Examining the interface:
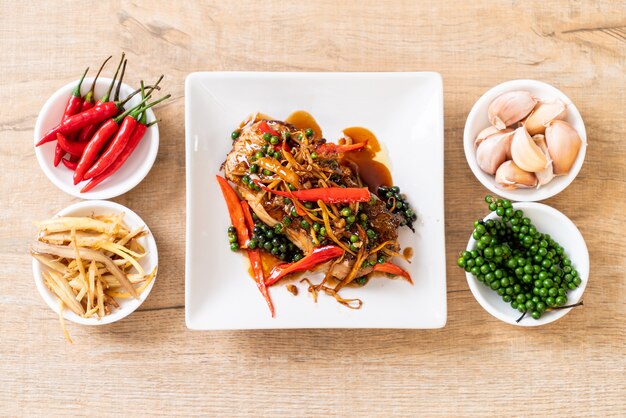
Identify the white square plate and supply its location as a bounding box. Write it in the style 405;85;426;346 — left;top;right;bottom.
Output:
185;72;446;329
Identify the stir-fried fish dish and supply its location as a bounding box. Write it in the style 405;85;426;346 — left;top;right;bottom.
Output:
217;112;416;316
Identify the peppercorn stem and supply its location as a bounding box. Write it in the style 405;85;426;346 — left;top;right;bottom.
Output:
548;300;584;311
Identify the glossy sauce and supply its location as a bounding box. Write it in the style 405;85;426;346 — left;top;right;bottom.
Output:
341;127;393;193
403;247;414;260
285;110;323;139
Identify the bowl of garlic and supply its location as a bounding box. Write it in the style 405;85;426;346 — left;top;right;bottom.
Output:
464;79;587;201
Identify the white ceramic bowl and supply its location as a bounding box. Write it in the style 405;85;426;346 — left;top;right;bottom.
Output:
465;202;588;326
34;77;159;199
31;200;158;325
464;79;587;201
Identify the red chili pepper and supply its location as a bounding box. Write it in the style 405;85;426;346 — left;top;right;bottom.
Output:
372;262;413;284
72;98;147;184
36;101;120;147
60;158;78;170
72;119;119;184
258;120;279;137
317;141;367;154
216;175;249;247
80;80;162;193
37;55;126;147
56;133;87;157
254;180;371;204
80;120;156;193
53;146;65;168
265;245;344;286
53;67;89;166
75;56;112;142
241;200;275;317
83;94;170;180
83;116;137;180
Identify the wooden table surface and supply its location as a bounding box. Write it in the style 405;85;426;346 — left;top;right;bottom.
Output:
1;1;624;416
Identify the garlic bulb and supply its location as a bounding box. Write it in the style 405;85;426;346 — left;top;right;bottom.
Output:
488;91;537;130
532;134;555;187
510;126;548;172
476;131;513;175
495;160;537;189
524;99;567;135
545;120;584;175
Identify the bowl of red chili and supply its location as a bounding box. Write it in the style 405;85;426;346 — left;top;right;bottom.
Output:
34;77;160;199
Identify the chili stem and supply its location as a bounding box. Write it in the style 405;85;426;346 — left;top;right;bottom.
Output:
72;67;89;97
102;52;125;103
132;94;171;118
114;59;127;102
113;97;150;124
118;85;159;107
85;55;112;102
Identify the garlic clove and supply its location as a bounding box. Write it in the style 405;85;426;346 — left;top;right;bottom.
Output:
524;99;567;135
476;131;513;175
511;126;548;172
475;126;501;147
532;134;555;187
545;120;584;175
488;91;537;130
495;160;537;189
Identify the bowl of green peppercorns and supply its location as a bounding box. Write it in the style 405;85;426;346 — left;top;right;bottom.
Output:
459;197;589;326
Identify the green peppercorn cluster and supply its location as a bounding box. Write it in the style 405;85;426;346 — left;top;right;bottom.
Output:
226;226;239;251
377;185;416;228
249;219;303;262
226;218;304;262
458;196;581;320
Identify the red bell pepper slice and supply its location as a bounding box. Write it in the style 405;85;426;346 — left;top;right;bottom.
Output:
254;180;370;204
258;120;279;137
265;245;344;286
317;141;367;154
241;200;275;317
372;262;413;284
216;175;249;247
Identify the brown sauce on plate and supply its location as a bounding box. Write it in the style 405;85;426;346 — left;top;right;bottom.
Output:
285;110;323;139
403;247;414;260
341;127;393;193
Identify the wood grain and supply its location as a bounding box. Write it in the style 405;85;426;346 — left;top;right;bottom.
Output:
0;0;624;416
